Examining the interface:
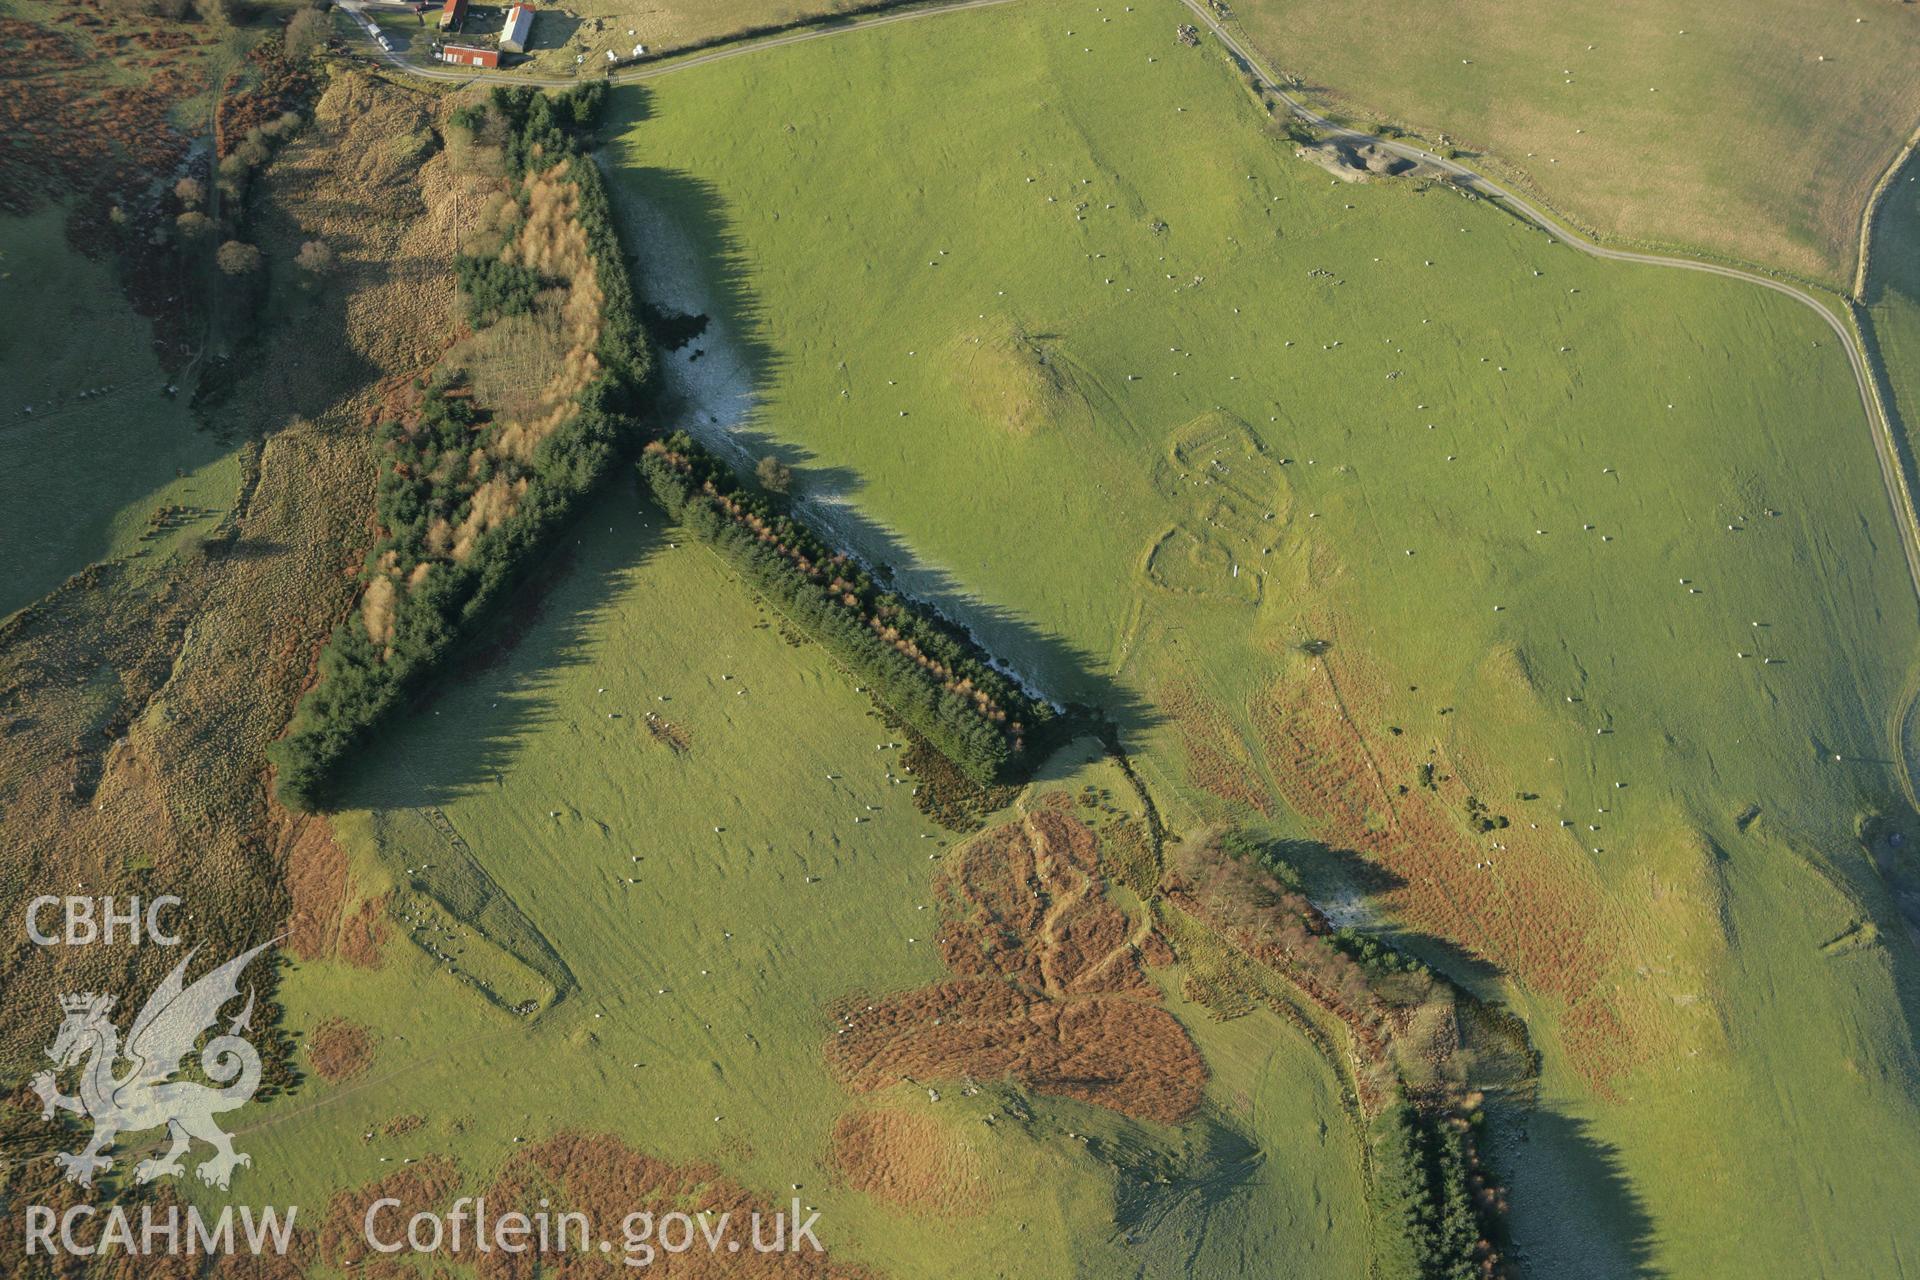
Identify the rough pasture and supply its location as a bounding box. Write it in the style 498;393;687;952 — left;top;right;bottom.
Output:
1251;656;1640;1092
827;803;1206;1125
606;0;1920;1270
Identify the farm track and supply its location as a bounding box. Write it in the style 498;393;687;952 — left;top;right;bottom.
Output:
1175;0;1920;617
338;0;1022;87
341;0;1920;612
337;0;1920;705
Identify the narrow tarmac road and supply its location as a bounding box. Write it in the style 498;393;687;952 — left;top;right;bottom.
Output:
1175;0;1920;610
337;0;1920;608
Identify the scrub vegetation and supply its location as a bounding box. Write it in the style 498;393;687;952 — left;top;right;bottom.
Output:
602;0;1920;1272
270;85;652;812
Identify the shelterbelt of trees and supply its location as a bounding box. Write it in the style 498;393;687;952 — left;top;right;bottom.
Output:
640;432;1055;784
272;85;647;812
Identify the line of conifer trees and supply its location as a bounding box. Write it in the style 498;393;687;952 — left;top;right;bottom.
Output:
271;85;648;812
1367;1098;1487;1280
638;431;1055;784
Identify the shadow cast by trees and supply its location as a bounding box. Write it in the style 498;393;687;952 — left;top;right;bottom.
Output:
596;148;1158;732
1279;834;1509;991
336;483;667;811
1508;1109;1664;1279
336;118;1151;810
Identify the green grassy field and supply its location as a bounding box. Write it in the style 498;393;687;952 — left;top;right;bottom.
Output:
1867;154;1920;560
1865;153;1920;906
1226;0;1920;284
601;0;1920;1272
0;208;239;617
236;488;1366;1277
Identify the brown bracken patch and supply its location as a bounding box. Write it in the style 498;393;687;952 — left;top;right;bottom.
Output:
831;1108;984;1217
319;1157;461;1273
0;6;208;216
281;812;389;968
307;1017;375;1083
382;1113;425;1138
1251;649;1638;1093
826;803;1206;1125
337;894;392;969
282;814;347;961
1160;678;1273;816
936;807;1156;998
828;979;1204;1125
1139;928;1176;968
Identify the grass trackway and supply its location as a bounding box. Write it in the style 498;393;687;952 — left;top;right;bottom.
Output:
277;15;1920;1271
1175;0;1920;615
338;0;1920;618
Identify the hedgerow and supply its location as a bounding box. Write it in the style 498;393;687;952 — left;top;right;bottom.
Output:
638;432;1055;784
270;85;650;812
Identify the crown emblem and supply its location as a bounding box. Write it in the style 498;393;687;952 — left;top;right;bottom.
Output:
37;941;277;1193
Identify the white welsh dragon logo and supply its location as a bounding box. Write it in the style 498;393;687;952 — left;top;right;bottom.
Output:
31;940;276;1191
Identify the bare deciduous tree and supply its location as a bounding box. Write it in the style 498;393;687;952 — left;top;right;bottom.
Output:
216;240;263;276
755;455;794;495
294;240;335;276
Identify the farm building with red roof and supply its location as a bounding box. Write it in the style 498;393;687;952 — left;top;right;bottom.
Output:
440;42;497;66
